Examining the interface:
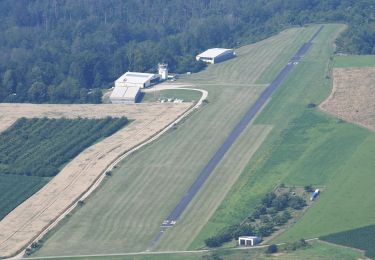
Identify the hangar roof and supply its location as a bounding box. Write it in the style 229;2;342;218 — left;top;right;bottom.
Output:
197;48;233;58
110;86;140;100
115;72;158;84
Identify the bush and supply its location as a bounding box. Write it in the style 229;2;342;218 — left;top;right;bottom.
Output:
266;244;278;254
288;196;306;210
304;185;314;192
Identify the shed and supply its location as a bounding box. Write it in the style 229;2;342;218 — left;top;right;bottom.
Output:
115;72;160;88
238;236;261;246
109;86;141;104
196;48;235;64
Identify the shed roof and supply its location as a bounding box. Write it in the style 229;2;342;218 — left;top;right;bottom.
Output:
197;48;233;58
110;86;140;99
115;72;157;85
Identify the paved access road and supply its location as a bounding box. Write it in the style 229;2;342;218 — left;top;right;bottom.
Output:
148;25;324;250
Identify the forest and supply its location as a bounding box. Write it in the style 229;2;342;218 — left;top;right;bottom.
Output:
0;0;374;103
0;117;128;177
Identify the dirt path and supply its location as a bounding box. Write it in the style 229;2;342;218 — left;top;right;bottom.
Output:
320;68;375;132
0;102;192;258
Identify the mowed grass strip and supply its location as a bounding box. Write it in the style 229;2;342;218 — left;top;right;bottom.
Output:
334;55;375;68
0;117;128;220
29;240;363;260
189;24;350;248
141;89;202;103
156;125;273;251
33;26;317;256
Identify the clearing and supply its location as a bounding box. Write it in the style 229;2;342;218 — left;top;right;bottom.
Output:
0;102;191;258
33;25;321;256
320;67;375;132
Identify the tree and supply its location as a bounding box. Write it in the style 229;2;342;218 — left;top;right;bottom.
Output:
2;70;16;96
288;196;306;210
262;192;276;207
266;244;278;254
27;82;48;103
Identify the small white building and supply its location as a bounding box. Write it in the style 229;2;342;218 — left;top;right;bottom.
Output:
109;86;140;104
115;72;160;89
196;48;235;64
238;236;261;246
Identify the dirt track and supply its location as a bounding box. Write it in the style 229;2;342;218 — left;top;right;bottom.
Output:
0;102;191;258
320;68;375;132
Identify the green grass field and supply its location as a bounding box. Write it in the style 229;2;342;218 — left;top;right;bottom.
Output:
334;55;375;68
140;89;202;103
33;26;320;257
320;225;375;259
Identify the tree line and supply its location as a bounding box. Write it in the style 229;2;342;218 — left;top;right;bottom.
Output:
204;188;307;248
0;117;128;177
0;0;374;103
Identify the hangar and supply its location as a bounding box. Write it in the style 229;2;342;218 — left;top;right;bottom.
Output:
115;72;160;89
196;48;235;64
109;86;140;104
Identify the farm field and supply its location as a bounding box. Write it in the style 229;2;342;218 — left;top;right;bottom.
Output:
0;102;190;258
320;67;375;132
0;174;49;220
32;26;319;257
320;224;375;259
0;117;128;220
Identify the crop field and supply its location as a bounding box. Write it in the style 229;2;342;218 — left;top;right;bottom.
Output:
141;89;202;103
188;23;375;250
320;67;375;132
0;117;127;220
32;26;320;257
0;117;128;177
0;174;48;221
320;225;375;259
334;55;375;68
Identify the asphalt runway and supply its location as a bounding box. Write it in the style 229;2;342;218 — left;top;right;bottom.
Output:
147;25;324;250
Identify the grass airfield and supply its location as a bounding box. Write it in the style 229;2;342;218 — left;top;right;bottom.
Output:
31;24;374;259
32;25;318;256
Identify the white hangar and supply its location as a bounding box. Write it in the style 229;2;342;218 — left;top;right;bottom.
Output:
109;86;140;104
196;48;235;64
115;72;161;89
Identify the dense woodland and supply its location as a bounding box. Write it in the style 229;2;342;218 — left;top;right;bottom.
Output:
0;0;374;103
0;117;128;177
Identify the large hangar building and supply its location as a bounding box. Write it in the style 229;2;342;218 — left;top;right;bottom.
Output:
196;48;235;64
115;72;160;89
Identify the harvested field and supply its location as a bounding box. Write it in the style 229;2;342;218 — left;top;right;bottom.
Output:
0;102;191;258
320;68;375;132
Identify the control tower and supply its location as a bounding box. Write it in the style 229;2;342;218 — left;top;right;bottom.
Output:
158;63;168;80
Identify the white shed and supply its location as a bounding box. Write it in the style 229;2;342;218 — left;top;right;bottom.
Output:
196;48;235;64
115;72;160;89
238;236;261;246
